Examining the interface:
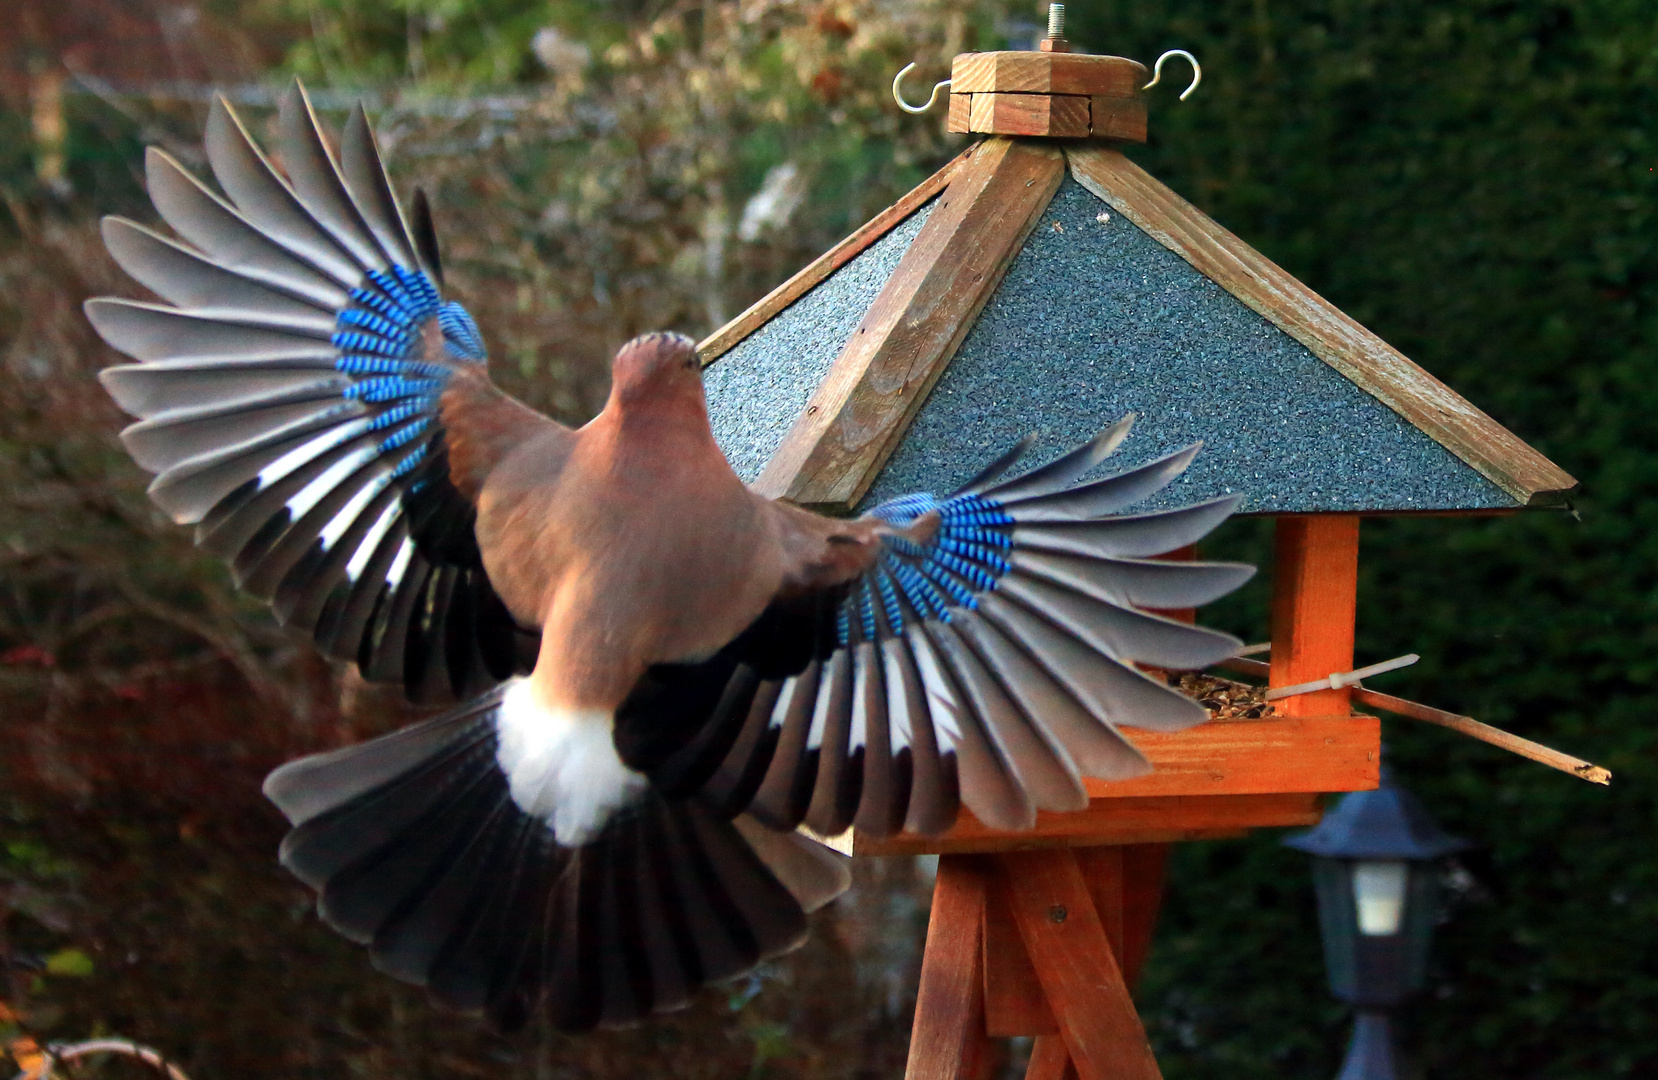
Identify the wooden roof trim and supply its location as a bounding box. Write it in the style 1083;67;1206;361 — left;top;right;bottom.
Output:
753;137;1066;510
697;143;976;365
1066;145;1578;507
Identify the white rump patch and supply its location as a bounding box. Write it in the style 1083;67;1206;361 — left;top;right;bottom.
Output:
494;679;648;846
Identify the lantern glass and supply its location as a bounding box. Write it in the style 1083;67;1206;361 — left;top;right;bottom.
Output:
1353;860;1409;936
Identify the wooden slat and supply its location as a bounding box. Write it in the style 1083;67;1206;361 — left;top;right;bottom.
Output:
1065;146;1578;507
947;92;972;133
951;52;1146;96
983;845;1169;1038
968;93;1090;138
1073;847;1126;959
1270;517;1360;717
1119;844;1170;988
1089;95;1146;142
856;791;1324;856
1001;851;1163;1080
984;875;1056;1036
755;138;1066;510
697;144;974;364
1024;1036;1076;1080
907;855;992;1080
1093;713;1378;797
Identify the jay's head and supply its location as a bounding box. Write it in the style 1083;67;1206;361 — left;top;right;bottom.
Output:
610;332;702;405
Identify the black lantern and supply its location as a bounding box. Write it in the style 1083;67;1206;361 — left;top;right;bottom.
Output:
1283;767;1470;1080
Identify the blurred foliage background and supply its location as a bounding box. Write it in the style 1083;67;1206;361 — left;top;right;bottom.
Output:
0;0;1653;1077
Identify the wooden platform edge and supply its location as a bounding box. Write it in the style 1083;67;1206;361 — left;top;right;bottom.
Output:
857;711;1380;855
855;793;1315;856
1063;144;1578;508
697;144;974;365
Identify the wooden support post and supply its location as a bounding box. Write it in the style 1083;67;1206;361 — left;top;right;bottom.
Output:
1024;1035;1076;1080
1119;843;1170;988
984;875;1055;1036
1270;516;1360;716
1071;847;1125;958
999;850;1163;1080
908;855;993;1080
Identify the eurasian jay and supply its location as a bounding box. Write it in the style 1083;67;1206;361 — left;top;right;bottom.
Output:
84;81;1254;1033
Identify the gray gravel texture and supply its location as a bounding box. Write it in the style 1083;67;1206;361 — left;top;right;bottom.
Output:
705;201;935;482
859;178;1515;514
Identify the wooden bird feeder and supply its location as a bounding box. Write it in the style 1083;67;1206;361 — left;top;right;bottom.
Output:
697;27;1577;1080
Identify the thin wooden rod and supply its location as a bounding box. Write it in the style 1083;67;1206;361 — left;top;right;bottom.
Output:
1219;657;1610;786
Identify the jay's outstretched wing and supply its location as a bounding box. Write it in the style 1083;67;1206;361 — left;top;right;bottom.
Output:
615;416;1252;837
86;83;1257;1037
85;85;556;702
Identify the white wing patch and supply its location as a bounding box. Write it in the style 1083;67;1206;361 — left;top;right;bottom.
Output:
494;678;649;846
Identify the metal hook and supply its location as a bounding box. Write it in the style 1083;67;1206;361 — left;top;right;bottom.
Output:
893;62;952;115
1143;49;1201;101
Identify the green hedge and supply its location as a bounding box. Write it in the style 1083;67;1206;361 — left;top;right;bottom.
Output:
1066;1;1657;1075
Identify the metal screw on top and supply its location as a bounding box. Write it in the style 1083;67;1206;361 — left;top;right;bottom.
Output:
1040;3;1070;53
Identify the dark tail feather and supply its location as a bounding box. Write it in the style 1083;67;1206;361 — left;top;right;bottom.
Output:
265;694;849;1033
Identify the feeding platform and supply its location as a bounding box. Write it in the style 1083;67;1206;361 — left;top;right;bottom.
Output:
698;31;1575;1080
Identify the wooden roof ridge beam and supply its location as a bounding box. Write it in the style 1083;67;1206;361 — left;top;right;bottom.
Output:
698;143;976;365
755;137;1066;509
1065;145;1579;508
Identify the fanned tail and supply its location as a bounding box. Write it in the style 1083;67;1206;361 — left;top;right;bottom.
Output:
265;692;848;1032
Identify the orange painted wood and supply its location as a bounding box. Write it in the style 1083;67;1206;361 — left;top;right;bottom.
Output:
1100;714;1377;796
698;144;973;364
1001;850;1163;1080
947;92;972;133
983;871;1057;1036
951;52;1145;96
1064;146;1578;507
1072;847;1126;958
1024;1036;1076;1080
1270;517;1360;717
1089;95;1147;142
756;138;1065;510
907;855;993;1080
981;845;1165;1037
968;93;1090;138
1119;843;1170;988
856;791;1324;855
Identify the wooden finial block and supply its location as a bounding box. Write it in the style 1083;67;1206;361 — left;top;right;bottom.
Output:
968;92;1090;138
951;51;1146;96
1090;94;1147;142
945;53;1147;141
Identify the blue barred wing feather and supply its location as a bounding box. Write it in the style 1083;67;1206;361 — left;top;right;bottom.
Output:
86;83;537;703
624;417;1256;840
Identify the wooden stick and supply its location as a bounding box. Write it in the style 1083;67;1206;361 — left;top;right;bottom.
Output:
1218;657;1611;785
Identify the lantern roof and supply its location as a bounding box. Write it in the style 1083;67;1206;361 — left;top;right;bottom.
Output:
699;128;1576;517
1283;768;1471;861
